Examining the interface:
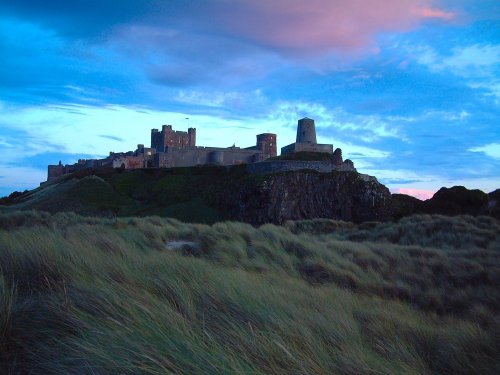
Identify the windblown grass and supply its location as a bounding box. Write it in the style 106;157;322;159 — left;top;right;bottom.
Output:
0;211;498;374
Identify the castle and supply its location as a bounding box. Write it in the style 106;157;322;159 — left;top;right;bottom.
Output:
47;118;354;181
47;124;277;180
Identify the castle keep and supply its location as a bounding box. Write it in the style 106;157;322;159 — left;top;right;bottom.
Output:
47;124;277;181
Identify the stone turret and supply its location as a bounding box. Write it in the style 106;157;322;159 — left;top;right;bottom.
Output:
188;127;196;147
281;117;333;155
151;129;162;152
256;133;277;157
296;118;317;143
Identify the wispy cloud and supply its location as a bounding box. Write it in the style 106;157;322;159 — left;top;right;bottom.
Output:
417;7;455;20
469;143;500;159
99;134;125;142
414;44;500;74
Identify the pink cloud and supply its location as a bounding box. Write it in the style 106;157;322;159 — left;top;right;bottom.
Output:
392;188;435;200
212;0;455;56
418;7;456;20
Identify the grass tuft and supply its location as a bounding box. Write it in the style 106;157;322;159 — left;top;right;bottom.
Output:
0;211;498;373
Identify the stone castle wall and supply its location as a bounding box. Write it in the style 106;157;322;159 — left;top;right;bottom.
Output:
281;142;333;155
247;160;356;174
156;146;266;168
152;128;276;168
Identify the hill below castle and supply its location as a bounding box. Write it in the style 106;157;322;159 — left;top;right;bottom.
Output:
1;165;392;224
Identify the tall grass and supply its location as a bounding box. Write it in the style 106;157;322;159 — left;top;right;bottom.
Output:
0;211;498;374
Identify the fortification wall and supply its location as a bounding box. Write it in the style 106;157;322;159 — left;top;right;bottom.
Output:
247;160;336;174
247;160;356;174
281;142;333;155
112;155;145;169
156;146;266;168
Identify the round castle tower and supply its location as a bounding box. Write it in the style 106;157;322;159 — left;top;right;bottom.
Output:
296;118;317;144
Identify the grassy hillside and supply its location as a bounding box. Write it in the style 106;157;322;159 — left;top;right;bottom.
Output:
0;211;499;374
1;166;255;223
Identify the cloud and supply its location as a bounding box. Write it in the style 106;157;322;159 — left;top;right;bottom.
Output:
1;0;458;95
175;90;268;110
418;7;455;20
411;44;500;103
99;135;125;142
469;143;500;159
416;44;500;74
4;1;455;57
210;0;454;57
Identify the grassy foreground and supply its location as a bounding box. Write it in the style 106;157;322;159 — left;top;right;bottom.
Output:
0;211;499;374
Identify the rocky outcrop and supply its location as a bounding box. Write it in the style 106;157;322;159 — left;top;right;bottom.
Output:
391;185;498;219
427;186;489;215
210;171;392;225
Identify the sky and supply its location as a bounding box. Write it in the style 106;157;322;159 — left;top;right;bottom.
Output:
0;0;499;200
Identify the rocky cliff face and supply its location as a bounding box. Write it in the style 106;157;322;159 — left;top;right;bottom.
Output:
211;171;392;225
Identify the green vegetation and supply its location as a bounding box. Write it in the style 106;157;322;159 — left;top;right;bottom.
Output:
0;211;498;374
1;166;260;223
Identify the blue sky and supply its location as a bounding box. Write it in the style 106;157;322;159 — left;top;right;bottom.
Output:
0;0;499;199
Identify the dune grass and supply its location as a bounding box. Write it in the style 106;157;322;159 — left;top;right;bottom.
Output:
0;211;498;374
